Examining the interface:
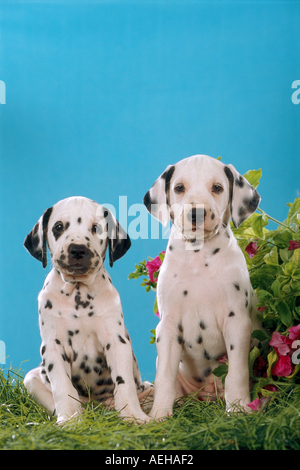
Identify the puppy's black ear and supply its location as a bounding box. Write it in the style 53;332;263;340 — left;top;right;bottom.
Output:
224;164;260;228
24;207;53;268
143;165;176;227
103;208;131;267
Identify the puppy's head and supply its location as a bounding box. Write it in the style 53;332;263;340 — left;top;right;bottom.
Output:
24;197;131;279
143;154;260;240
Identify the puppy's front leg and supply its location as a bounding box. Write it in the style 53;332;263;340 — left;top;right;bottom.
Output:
149;319;182;420
103;331;150;423
44;345;81;424
224;315;252;412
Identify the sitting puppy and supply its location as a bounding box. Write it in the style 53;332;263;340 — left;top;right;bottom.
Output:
143;155;264;419
24;196;153;424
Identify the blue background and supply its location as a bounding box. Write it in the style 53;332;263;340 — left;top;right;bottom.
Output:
0;0;299;381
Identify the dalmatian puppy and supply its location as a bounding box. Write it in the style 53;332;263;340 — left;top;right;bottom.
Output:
143;154;264;420
23;196;153;424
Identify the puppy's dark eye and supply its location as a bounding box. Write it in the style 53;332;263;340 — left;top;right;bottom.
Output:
174;184;185;194
92;223;102;235
212;184;223;194
52;221;64;240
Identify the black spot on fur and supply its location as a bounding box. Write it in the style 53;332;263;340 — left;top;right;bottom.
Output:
196;335;203;344
161;165;176;196
193;376;204;383
204;367;212;377
77;217;82;224
116;376;125;385
106;343;111;350
177;335;183;345
229;311;235;317
212;248;220;255
55;339;61;345
183;290;188;296
230;344;234;350
233;283;240;291
235;175;244;188
178;323;183;333
143;190;154;212
41;345;46;355
45;299;52;309
118;335;126;344
199;321;206;330
88;311;94;317
204;350;210;360
48;363;54;372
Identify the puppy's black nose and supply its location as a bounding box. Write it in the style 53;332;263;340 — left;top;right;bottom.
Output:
68;244;90;260
187;207;206;225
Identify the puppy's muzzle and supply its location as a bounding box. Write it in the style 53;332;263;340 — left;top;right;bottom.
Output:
59;243;95;274
187;207;206;231
67;244;94;273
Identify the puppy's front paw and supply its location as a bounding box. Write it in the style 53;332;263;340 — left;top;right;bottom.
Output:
148;407;173;422
57;407;82;425
119;409;151;425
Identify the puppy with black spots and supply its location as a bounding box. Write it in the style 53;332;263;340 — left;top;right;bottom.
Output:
24;196;153;424
143;154;265;420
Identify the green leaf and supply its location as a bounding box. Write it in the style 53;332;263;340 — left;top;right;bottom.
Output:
251;330;269;342
287;198;300;226
252;214;268;239
276;300;293;327
263;246;279;266
249;346;260;376
149;329;156;344
212;364;228;386
243;168;262;189
153;296;158;315
271;279;281;298
267;349;278;377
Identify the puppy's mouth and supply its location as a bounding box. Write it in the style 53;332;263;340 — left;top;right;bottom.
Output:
54;243;100;277
65;264;91;275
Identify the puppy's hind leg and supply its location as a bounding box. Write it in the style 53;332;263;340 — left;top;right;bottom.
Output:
24;367;55;415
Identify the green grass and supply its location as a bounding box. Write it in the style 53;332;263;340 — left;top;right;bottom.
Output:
1;367;300;450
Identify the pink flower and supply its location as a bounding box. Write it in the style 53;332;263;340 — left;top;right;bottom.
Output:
247;398;261;411
269;332;292;356
146;253;165;282
217;354;228;364
271;355;292;377
155;308;160;319
288;324;300;341
258;306;267;312
288;240;300;251
245;241;258;258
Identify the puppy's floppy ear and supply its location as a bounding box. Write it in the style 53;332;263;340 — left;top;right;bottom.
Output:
103;208;131;267
143;164;176;226
224;164;261;228
24;207;53;268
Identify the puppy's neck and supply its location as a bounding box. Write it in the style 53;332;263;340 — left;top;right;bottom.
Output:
168;223;232;253
56;264;106;295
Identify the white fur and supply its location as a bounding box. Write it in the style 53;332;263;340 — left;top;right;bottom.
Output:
24;197;153;424
144;155;264;419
